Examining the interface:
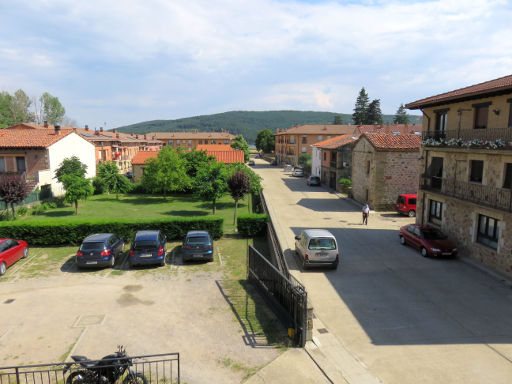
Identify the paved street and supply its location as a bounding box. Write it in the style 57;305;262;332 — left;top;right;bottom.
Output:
253;159;512;384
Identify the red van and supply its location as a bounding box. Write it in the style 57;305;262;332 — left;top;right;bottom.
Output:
396;194;417;217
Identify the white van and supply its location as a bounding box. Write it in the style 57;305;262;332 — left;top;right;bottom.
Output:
294;229;339;269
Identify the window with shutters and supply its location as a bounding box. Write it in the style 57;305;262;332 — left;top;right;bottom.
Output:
473;102;491;129
477;214;499;249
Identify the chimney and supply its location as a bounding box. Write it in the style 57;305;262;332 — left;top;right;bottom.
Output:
95;128;100;136
116;133;120;139
43;120;49;128
100;127;103;132
85;125;89;131
144;134;147;140
276;128;280;133
136;135;139;139
113;129;117;133
131;133;134;136
54;125;61;134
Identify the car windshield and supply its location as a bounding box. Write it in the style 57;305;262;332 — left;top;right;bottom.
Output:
308;238;336;250
422;228;447;240
133;240;158;249
186;236;210;245
80;242;105;251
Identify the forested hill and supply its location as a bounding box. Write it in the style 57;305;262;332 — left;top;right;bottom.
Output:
115;110;422;144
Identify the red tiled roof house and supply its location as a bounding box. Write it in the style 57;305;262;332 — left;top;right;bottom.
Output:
196;145;244;164
0;125;96;197
351;133;421;209
131;151;159;182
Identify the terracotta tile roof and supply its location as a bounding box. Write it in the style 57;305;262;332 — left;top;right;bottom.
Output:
196;144;234;151
361;133;421;152
406;74;512;109
0;127;73;148
357;124;422;135
275;124;360;136
131;151;159;165
150;131;236;140
313;134;361;149
195;145;244;164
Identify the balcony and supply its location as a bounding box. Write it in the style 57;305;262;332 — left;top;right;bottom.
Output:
420;177;512;212
330;161;337;168
422;127;512;149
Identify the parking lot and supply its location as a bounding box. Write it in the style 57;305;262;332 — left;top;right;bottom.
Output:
0;239;284;384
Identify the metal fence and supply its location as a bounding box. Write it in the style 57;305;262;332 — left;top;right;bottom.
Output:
0;353;180;384
0;190;41;210
422;127;512;143
248;245;308;347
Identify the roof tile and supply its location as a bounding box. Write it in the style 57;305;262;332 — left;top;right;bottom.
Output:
0;127;73;148
131;151;159;165
361;133;421;152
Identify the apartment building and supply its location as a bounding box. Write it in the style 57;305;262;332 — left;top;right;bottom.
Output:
151;132;236;149
406;74;512;277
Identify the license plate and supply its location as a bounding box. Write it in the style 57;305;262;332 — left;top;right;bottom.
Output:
316;252;328;257
141;254;153;258
87;261;97;265
442;252;451;256
193;254;203;258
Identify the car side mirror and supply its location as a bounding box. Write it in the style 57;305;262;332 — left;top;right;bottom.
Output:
295;235;300;240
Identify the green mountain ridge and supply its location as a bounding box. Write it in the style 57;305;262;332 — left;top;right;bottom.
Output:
116;110;422;144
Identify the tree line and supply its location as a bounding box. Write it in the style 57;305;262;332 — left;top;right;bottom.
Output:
0;89;71;128
352;87;410;125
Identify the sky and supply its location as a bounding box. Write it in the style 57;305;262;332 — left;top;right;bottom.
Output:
1;0;511;129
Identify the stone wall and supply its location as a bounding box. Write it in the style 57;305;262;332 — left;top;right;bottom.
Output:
352;139;374;206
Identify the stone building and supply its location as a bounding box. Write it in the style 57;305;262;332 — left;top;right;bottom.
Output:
351;133;421;209
150;132;236;149
406;73;512;278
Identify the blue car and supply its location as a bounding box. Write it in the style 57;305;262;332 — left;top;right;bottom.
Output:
76;233;124;268
181;231;214;262
128;230;166;267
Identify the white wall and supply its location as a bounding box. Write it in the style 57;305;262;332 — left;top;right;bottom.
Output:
48;133;96;196
311;146;322;177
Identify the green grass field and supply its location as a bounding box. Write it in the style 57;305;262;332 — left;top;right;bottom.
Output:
18;193;252;233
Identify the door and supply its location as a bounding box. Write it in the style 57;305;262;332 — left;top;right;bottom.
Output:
16;157;26;175
329;172;336;189
430;157;443;189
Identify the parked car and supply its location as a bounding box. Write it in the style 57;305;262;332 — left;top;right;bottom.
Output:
307;176;321;186
399;224;457;257
396;194;417;217
271;159;277;166
295;229;339;269
181;231;214;262
129;230;167;267
284;164;293;172
0;238;29;276
76;233;124;268
125;170;133;179
248;160;255;166
292;168;304;177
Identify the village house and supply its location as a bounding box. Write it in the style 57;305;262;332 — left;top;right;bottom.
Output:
150;132;236;149
406;73;512;278
131;151;159;182
0;125;95;197
351;133;421;209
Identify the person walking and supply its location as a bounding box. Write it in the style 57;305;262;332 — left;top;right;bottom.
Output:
362;203;370;225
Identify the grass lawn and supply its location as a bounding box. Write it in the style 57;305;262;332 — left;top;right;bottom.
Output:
18;193;253;234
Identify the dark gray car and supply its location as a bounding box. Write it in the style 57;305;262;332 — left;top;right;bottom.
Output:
182;231;214;262
128;230;166;267
76;233;124;268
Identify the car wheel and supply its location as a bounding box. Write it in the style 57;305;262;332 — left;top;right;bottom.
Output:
399;236;406;245
408;210;416;217
0;262;6;276
22;247;29;258
421;247;429;258
110;256;115;268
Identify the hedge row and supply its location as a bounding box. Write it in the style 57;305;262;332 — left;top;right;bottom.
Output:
0;217;223;246
237;214;268;237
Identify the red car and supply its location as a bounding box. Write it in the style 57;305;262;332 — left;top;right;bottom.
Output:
0;238;29;276
396;194;417;217
399;224;457;257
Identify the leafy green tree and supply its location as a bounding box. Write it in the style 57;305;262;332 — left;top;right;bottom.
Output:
39;92;65;125
298;153;312;174
0;174;30;218
183;149;215;180
227;171;251;225
367;99;383;124
394;104;410;124
231;135;250;162
352;87;369;125
195;161;228;214
61;175;93;215
141;146;190;198
97;161;131;199
333;115;343;125
255;129;275;153
0;90;34;127
55;156;88;183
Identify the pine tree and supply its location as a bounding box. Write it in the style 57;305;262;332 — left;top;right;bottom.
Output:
352;88;369;125
393;104;410;124
367;99;383;125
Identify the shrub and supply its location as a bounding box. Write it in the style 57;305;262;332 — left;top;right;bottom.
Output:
31;204;48;215
92;177;107;195
128;182;148;194
237;214;268;237
16;206;28;216
0;217;224;246
0;210;14;221
338;178;352;187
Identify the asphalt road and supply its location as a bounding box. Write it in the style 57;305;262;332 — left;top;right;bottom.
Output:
252;159;512;384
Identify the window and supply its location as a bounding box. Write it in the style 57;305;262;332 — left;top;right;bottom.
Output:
169;140;174;145
435;109;448;138
470;160;483;183
212;140;216;144
302;147;306;153
188;140;192;145
473;102;491;129
508;100;512;128
323;152;327;161
504;163;512;189
477;214;499;249
224;140;228;144
429;200;443;223
366;161;370;175
16;157;26;172
177;140;180;145
301;136;307;144
199;140;202;144
331;152;336;161
290;136;295;144
318;136;323;142
327;136;331;139
0;156;6;172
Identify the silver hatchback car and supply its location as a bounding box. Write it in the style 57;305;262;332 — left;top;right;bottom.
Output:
295;229;339;269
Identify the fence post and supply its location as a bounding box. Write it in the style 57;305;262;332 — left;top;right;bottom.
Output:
15;367;20;384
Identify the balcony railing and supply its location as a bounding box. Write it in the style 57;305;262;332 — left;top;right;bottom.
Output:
420;177;512;212
0;171;26;180
422;127;512;149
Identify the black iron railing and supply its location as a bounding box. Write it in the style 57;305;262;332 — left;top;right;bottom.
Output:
422;127;512;143
248;245;307;347
0;353;180;384
420;177;512;212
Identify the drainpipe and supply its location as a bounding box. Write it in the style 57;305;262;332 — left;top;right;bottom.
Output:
420;109;430;226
